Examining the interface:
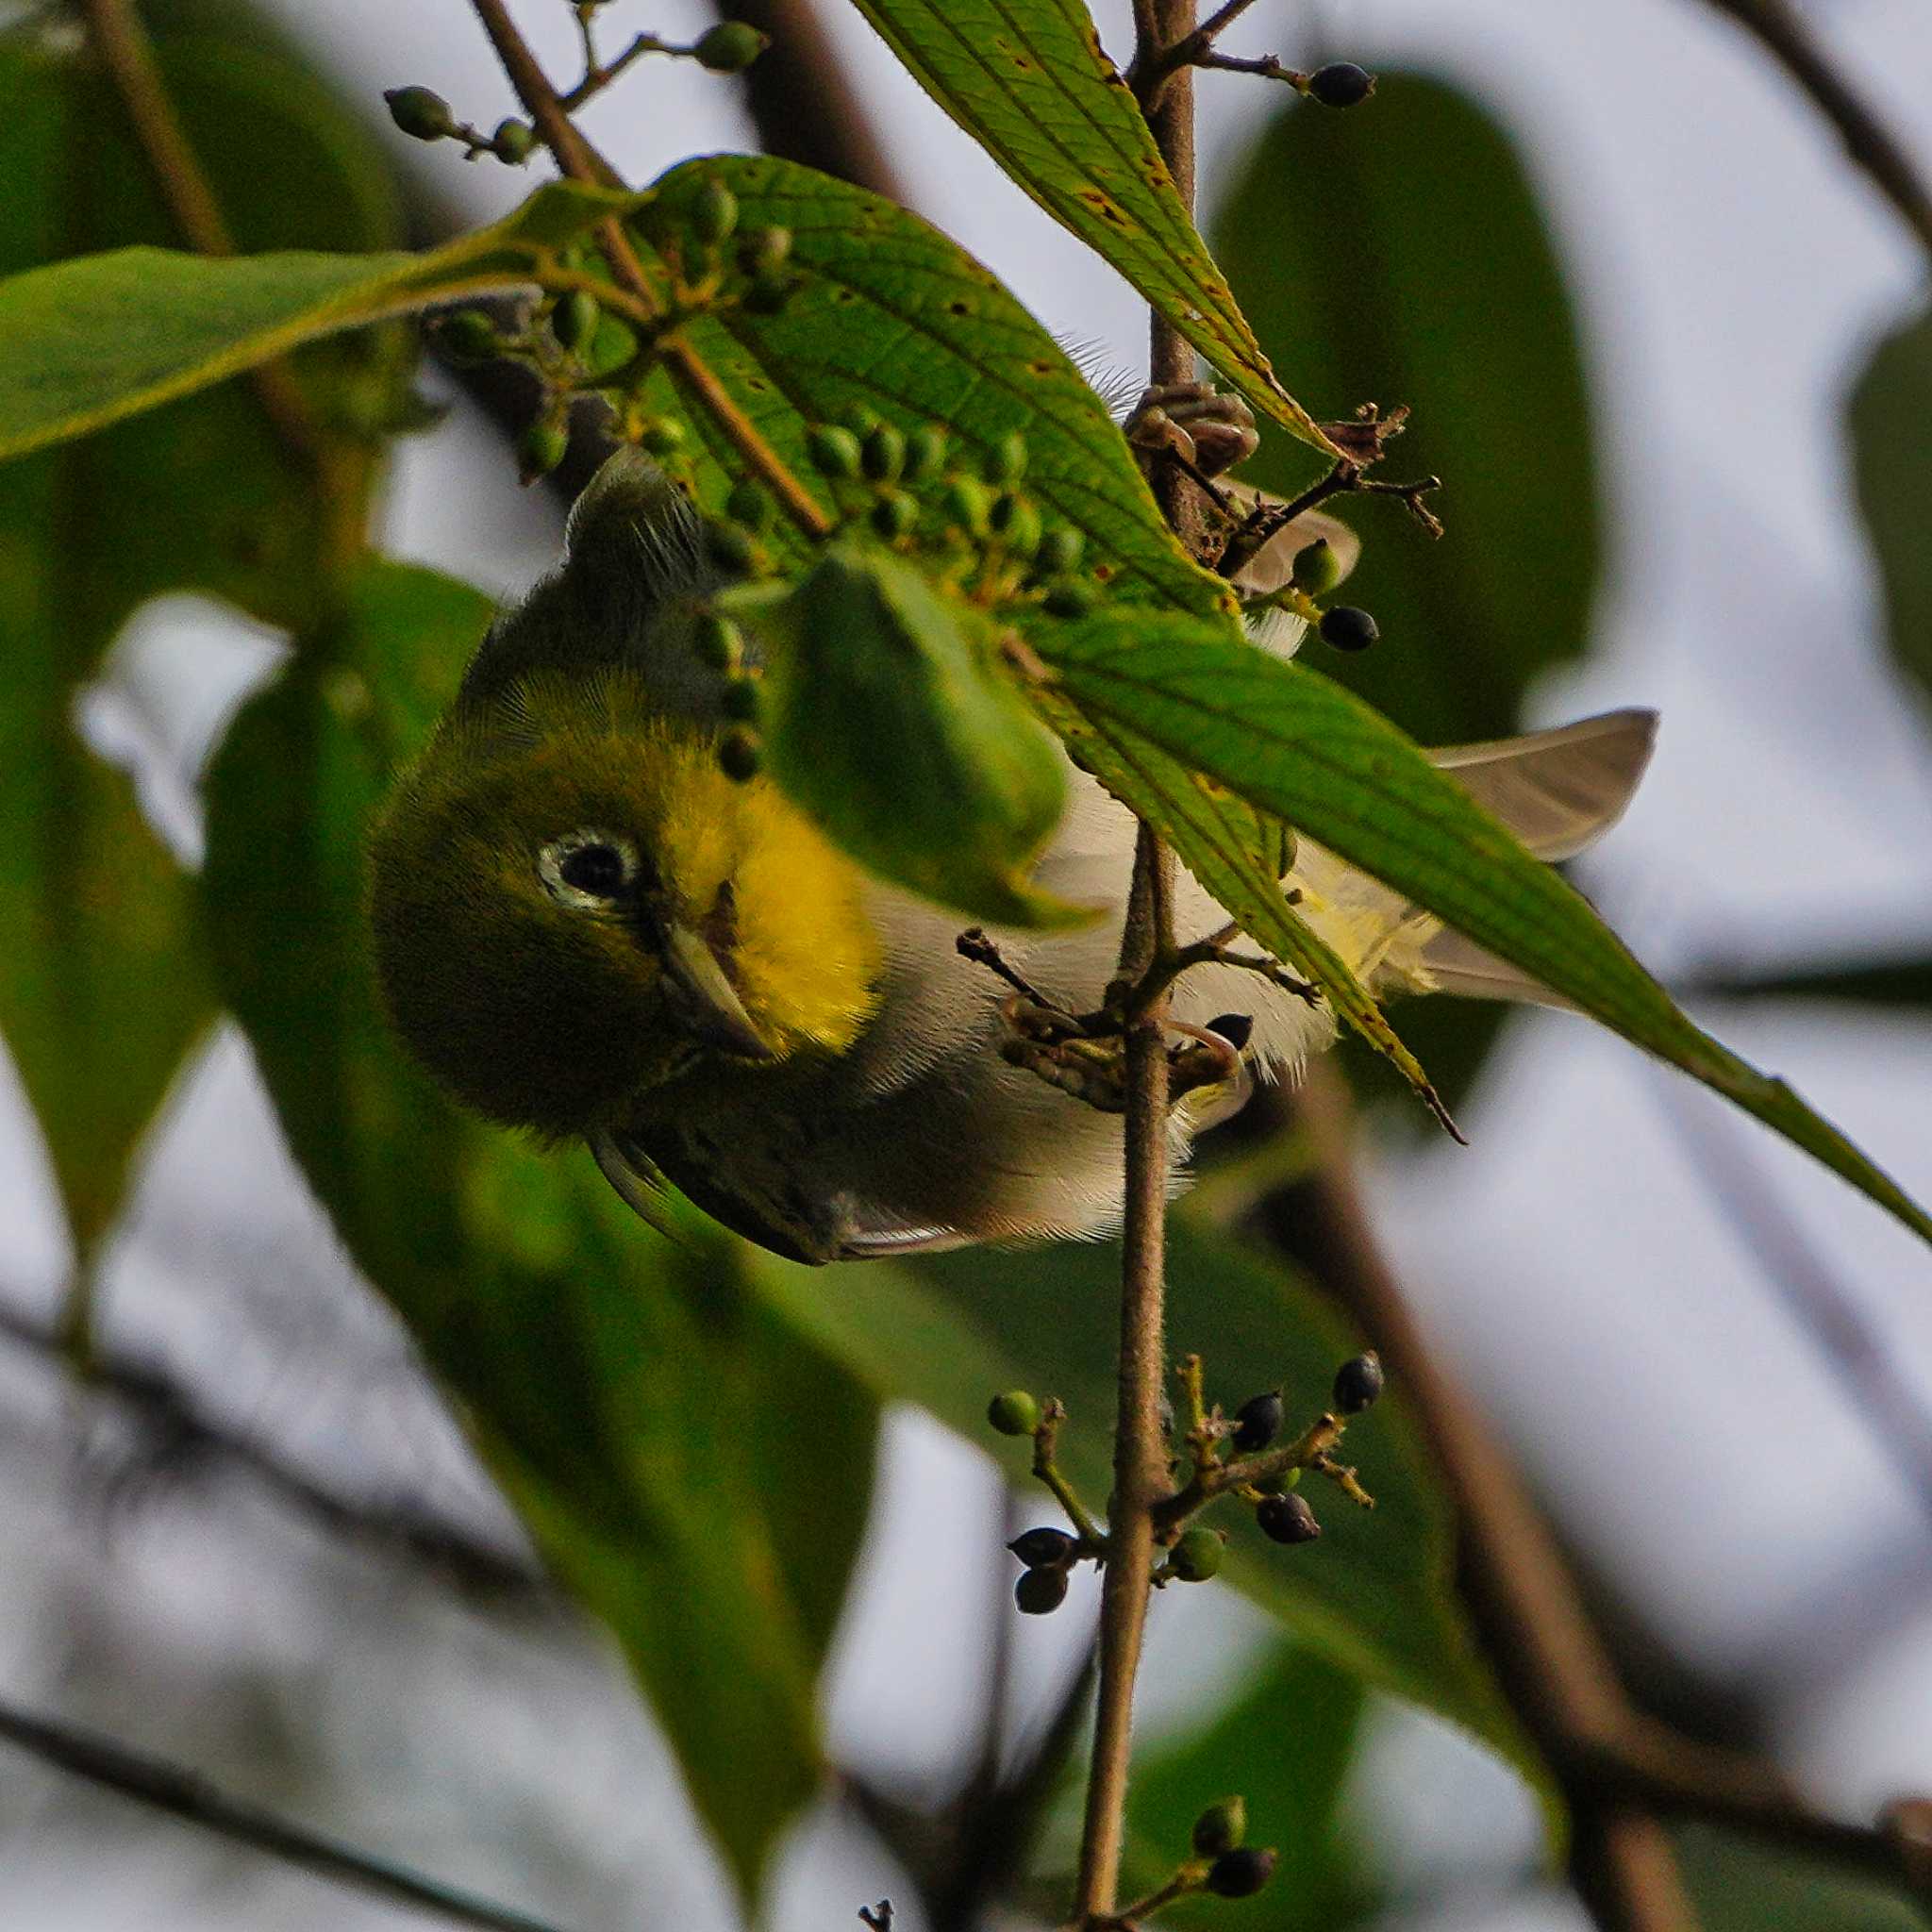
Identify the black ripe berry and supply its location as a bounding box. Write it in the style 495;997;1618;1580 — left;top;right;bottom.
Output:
1208;1847;1278;1898
1015;1565;1069;1615
1008;1526;1077;1570
1307;62;1376;108
1257;1491;1321;1545
1231;1390;1283;1453
1332;1351;1385;1414
1318;605;1378;651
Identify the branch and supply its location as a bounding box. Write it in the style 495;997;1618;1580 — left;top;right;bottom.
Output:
464;0;832;539
0;1694;570;1932
1070;8;1201;1923
1695;0;1932;263
0;1299;556;1608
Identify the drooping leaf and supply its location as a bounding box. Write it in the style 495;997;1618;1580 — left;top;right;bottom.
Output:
1690;954;1932;1009
754;1217;1545;1807
1212;73;1605;1122
200;559;877;1903
0;178;639;461
1028;607;1932;1248
1850;304;1932;724
1116;1641;1374;1930
735;546;1086;926
845;0;1341;458
0;29;408;1258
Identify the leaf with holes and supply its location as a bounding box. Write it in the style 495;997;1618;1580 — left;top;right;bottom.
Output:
847;0;1341;459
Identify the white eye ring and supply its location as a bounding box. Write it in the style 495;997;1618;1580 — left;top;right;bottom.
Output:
538;828;642;909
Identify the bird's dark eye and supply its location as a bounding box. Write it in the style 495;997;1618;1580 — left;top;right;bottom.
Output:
559;842;628;898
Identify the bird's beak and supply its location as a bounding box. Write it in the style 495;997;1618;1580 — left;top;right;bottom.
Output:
658;921;774;1060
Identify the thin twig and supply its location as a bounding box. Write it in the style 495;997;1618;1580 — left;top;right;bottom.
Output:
75;0;330;475
0;1695;569;1932
1696;0;1932;262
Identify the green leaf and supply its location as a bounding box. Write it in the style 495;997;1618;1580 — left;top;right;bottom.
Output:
0;179;636;461
1850;304;1932;722
1211;73;1604;1124
639;155;1239;621
846;0;1340;458
1118;1641;1374;1930
735;546;1087;926
200;559;876;1903
1031;608;1932;1248
1676;1824;1928;1932
0;28;409;1258
754;1217;1545;1807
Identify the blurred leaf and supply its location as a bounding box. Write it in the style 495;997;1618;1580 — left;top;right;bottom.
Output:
1212;74;1605;1123
0;177;638;461
756;1217;1547;1811
0;28;407;1257
639;156;1239;620
1118;1641;1374;1930
201;560;877;1904
1676;1824;1927;1931
1851;306;1932;720
737;546;1086;926
845;0;1340;458
1690;955;1932;1008
1030;610;1932;1248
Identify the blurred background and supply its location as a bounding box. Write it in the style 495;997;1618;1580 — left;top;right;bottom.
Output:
2;0;1931;1927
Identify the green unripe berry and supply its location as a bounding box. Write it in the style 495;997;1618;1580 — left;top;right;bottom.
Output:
691;178;739;245
1306;61;1375;108
1318;604;1378;651
808;425;864;478
860;422;906;484
903;425;947;483
725;480;773;530
870;491;918;541
985;431;1028;485
741;225;792;275
518;421;568;484
1191;1796;1247;1859
384;86;456;142
1232;1390;1283;1453
718;726;761;781
1008;1526;1077;1570
1042;582;1097;619
1036;527;1085;576
551;290;599;351
438;309;502;361
1207;1847;1278;1898
639;417;687;457
945;475;991;536
987;1390;1041;1437
721;677;761;723
1014;1565;1069;1615
694;613;744;674
693;21;768;73
705;519;758;575
1257;1491;1321;1545
989;492;1041;558
491;118;538;164
1169;1526;1224;1583
581;314;640;381
1332;1351;1385;1414
1290;535;1343;595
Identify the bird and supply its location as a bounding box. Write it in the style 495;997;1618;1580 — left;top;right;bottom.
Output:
366;429;1655;1266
